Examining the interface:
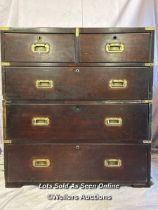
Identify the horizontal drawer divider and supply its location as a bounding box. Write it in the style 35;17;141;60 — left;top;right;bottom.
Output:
4;141;151;145
3;100;152;105
1;62;154;67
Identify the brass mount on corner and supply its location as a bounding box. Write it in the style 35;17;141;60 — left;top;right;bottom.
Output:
75;28;80;37
1;62;11;67
0;26;10;31
144;63;154;67
145;27;155;31
143;140;152;144
3;140;12;144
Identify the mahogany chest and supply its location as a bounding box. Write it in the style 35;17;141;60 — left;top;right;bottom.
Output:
0;27;154;187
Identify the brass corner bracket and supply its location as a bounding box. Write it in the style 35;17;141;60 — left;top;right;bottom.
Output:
1;62;10;67
0;26;10;31
141;100;152;104
145;27;155;31
4;140;12;144
76;28;80;37
144;63;154;67
143;140;152;144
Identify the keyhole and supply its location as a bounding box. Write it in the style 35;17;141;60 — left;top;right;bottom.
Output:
75;105;80;111
75;145;80;150
113;35;117;40
38;36;42;41
75;68;80;73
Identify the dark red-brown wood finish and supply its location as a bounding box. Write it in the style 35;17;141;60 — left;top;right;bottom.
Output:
5;144;150;186
3;33;76;62
4;66;152;100
1;27;154;187
1;28;154;64
79;33;152;63
5;103;149;142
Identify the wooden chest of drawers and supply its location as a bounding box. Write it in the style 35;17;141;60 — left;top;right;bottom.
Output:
0;27;154;187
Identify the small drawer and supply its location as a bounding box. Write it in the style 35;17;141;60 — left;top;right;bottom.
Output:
79;33;153;62
4;66;152;100
2;33;75;62
5;103;149;142
5;143;150;186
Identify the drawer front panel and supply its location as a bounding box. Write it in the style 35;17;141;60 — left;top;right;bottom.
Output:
5;104;149;141
3;33;75;62
4;67;152;100
79;33;152;62
5;144;149;184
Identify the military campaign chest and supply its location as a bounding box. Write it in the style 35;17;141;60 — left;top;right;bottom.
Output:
0;27;154;187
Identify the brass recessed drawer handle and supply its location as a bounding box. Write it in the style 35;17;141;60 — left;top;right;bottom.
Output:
36;80;54;89
109;79;127;89
105;117;122;127
32;159;51;168
106;42;124;53
104;159;122;167
32;117;50;126
31;43;50;53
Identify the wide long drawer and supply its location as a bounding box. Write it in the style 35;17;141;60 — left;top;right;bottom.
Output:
5;143;150;187
5;103;149;142
4;66;152;100
79;32;153;62
2;33;75;62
